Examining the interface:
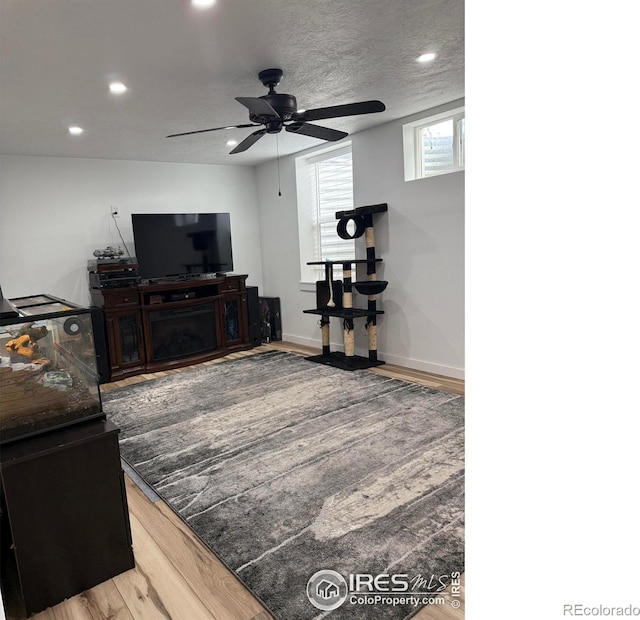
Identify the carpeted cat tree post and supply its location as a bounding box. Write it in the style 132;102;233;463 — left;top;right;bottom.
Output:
363;211;378;363
341;261;355;361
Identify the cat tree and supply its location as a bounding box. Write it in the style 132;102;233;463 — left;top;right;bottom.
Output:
303;203;388;370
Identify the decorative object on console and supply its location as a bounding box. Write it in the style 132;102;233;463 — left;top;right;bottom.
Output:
304;203;388;370
93;245;125;259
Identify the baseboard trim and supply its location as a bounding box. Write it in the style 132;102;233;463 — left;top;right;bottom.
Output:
283;333;465;380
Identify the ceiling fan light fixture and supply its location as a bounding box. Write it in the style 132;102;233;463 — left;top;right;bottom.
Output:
109;81;128;94
417;52;437;63
68;126;84;135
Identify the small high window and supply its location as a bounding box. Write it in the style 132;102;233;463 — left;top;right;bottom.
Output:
403;105;465;181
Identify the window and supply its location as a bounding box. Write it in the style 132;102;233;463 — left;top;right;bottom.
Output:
296;143;355;284
403;105;465;181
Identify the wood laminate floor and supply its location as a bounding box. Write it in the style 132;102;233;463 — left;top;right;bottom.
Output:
8;342;465;620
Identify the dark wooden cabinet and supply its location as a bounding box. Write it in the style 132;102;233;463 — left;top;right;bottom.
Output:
220;293;244;347
218;277;249;348
0;419;135;616
91;286;145;380
104;307;146;379
91;275;252;381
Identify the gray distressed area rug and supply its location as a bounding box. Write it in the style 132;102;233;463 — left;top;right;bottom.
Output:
102;351;464;619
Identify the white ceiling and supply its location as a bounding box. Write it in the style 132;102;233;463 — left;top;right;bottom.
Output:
0;0;464;167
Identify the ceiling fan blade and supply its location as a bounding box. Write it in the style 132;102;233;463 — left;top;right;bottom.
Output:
229;129;267;154
294;100;386;122
166;124;257;138
286;122;348;142
235;97;280;120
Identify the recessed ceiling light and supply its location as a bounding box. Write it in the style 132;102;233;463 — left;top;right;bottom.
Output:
417;52;437;63
109;81;128;94
192;0;216;8
226;140;238;147
68;126;84;135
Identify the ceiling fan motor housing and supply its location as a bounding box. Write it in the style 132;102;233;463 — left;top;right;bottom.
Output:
253;92;298;124
166;66;385;152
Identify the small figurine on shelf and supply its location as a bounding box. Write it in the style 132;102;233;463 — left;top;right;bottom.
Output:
5;322;52;368
93;246;125;259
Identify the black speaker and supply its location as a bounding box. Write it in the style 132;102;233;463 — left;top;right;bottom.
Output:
90;306;111;384
246;286;262;347
258;296;282;342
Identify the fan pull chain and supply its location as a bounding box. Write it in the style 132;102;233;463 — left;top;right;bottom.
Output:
276;133;282;196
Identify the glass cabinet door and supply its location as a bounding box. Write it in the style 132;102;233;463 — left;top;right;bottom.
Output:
223;297;240;344
106;309;145;376
118;313;141;363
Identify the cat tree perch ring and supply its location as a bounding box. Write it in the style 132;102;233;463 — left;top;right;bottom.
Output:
336;215;366;240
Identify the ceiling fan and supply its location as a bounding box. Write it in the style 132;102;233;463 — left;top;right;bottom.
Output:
166;68;386;154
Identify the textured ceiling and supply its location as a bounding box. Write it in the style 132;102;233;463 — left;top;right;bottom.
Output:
0;0;464;166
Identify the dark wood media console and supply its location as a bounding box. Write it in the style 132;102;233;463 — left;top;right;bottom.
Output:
90;275;252;381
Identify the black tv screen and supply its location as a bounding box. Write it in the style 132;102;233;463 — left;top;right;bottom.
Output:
132;213;234;280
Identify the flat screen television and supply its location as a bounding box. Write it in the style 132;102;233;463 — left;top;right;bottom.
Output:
131;213;234;280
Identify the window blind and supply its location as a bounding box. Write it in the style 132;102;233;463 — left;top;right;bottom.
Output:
296;143;355;283
313;148;355;272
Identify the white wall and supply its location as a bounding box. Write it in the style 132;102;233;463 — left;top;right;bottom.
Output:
0;156;264;306
1;105;463;377
256;102;465;378
352;106;465;376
